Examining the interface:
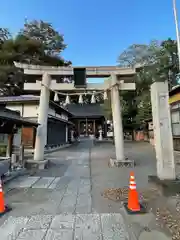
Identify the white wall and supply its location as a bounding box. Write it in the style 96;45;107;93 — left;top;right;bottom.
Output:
23;105;39;117
6;102;69;121
6;104;24;116
6;103;38;118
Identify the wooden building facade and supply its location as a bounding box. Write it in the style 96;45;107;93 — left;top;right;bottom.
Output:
67;104;107;137
0;96;74;149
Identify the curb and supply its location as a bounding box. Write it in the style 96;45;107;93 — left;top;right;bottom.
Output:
2;169;29;185
24;142;77;157
44;143;74;154
94;140;114;144
2;142;78;185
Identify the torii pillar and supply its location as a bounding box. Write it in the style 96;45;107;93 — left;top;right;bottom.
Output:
111;74;124;161
109;73;134;167
33;72;51;169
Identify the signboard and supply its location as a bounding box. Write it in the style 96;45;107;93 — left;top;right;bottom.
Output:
107;131;113;137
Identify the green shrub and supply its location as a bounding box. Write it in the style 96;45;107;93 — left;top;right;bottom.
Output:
0;145;7;158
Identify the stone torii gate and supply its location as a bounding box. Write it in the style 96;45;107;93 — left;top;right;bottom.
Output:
14;62;176;181
14;62;136;168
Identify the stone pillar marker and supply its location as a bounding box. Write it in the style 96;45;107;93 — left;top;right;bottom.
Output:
71;130;74;142
110;73;125;162
65;125;68;143
150;81;176;180
98;129;103;141
34;73;51;165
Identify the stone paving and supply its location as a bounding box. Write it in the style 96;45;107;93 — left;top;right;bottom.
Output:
90;142;173;240
0;139;174;239
0;140;130;240
7;176;59;189
1;213;129;240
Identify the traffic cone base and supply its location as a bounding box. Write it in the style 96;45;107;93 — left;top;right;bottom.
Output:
0;205;12;217
124;171;146;214
124;202;146;214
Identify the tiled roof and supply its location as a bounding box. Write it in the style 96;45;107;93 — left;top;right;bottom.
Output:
67;104;104;117
0;95;39;102
0;106;38;126
0;95;73;116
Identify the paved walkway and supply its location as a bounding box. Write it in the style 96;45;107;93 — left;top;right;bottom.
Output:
0;139;172;239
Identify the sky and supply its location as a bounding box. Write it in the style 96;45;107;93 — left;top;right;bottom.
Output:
0;0;180;82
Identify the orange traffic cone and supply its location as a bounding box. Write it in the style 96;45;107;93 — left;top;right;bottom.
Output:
124;171;146;214
127;171;140;212
0;180;11;217
0;180;5;214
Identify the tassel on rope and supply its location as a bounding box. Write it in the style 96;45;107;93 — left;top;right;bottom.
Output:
78;94;83;104
91;93;96;103
65;95;70;104
103;91;108;100
54;92;59;102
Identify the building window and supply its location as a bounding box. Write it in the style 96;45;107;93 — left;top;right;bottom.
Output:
171;111;180;136
0;134;5;142
171;103;180;110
